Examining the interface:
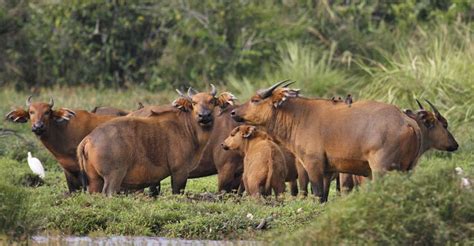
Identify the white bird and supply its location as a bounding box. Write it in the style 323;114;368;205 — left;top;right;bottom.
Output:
27;152;45;179
455;167;471;190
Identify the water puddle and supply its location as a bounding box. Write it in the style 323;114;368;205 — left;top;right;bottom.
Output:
31;235;261;246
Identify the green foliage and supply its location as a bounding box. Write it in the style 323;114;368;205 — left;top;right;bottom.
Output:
1;0;472;89
277;154;474;244
357;24;474;127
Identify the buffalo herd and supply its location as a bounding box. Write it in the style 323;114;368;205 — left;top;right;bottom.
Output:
6;80;458;202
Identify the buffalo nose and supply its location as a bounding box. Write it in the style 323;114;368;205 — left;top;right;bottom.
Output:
221;143;229;150
32;122;44;130
32;122;45;134
448;143;459;152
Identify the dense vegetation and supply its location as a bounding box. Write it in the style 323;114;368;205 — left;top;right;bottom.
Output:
0;0;473;244
1;0;472;89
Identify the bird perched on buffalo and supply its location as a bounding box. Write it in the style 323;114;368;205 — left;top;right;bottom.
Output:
345;94;353;107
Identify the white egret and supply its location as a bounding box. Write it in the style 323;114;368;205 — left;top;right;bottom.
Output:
27;152;45;179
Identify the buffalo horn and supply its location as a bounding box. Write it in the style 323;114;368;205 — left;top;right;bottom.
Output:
258;79;290;99
210;84;217;97
187;87;198;97
26;96;33;107
415;99;424;110
424;99;440;116
49;97;54;108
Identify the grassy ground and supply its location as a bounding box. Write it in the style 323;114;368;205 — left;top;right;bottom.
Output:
1;24;473;243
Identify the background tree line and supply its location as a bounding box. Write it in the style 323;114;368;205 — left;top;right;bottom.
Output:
0;0;472;90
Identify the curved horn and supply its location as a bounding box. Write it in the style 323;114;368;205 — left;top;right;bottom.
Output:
415;99;424;110
176;89;186;97
424;99;440;116
283;81;296;88
210;84;217;97
187;87;198;97
258;79;291;99
49;97;54;108
26;96;33;107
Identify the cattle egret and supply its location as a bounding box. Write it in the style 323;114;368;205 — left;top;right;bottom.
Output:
455;167;472;190
27;152;45;179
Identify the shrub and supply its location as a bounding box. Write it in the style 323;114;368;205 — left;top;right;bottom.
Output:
278;159;474;244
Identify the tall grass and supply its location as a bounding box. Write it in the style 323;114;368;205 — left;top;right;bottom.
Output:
357;24;474;127
227;42;351;99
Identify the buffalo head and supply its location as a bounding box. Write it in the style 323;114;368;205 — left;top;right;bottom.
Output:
221;125;256;151
173;84;237;128
5;96;76;136
231;80;299;125
405;99;458;152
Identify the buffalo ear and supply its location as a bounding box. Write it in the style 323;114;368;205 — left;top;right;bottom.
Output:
271;87;299;108
417;111;435;129
52;108;76;123
229;126;240;136
217;92;237;109
5;108;29;123
242;126;256;138
404;109;417;119
172;97;193;112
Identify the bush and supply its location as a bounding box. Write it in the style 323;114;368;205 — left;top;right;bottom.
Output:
277;159;474;244
0;183;31;238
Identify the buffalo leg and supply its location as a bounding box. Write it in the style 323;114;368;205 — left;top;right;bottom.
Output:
322;174;332;202
149;183;161;197
247;178;262;197
289;181;298;196
274;181;286;198
102;170;126;197
64;170;83;193
304;160;326;203
88;177;103;194
217;162;239;192
296;162;309;196
339;173;355;193
171;171;188;194
237;178;245;195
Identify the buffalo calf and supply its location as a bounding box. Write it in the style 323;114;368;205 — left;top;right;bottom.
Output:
222;125;287;197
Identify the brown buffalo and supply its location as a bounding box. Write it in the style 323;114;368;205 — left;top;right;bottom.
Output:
5;97;117;192
78;85;233;196
126;92;242;193
222;125;287;197
340;99;461;192
231;80;458;202
91;106;129;116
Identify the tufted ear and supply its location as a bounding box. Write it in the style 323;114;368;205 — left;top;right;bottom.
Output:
404;109;417;119
5;108;29;123
172;97;193;112
52;108;76;123
416;110;436;129
229;126;240;136
271;87;300;108
242;125;256;138
217;92;237;109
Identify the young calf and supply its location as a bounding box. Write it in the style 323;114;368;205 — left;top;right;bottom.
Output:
222;125;287;197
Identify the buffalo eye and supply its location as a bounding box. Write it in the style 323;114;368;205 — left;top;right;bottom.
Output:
251;98;260;103
44;111;50;116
